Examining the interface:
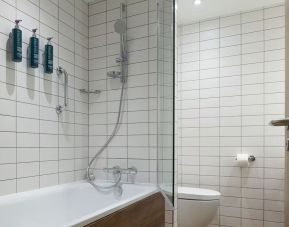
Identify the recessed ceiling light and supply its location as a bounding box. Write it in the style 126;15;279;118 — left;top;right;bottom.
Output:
194;0;202;5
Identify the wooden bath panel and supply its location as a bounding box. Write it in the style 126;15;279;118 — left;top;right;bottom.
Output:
85;192;165;227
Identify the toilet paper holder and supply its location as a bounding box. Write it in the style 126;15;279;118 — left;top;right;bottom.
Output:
248;155;256;162
235;155;256;162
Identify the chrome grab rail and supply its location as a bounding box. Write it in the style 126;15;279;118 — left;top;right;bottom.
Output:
270;118;289;126
56;66;68;114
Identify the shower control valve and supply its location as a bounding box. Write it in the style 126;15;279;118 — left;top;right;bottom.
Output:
107;71;121;79
103;166;138;176
125;166;138;175
116;55;128;63
116;57;126;63
104;166;122;176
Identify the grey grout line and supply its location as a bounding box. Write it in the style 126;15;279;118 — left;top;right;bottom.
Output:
240;11;244;227
105;0;108;176
218;16;221;226
74;0;76;181
87;0;91;174
15;0;18;193
145;0;149;182
38;0;41;190
262;8;266;227
57;0;60;185
197;20;200;187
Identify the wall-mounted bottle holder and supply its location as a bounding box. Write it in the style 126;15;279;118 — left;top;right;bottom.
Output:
12;19;22;62
79;89;101;94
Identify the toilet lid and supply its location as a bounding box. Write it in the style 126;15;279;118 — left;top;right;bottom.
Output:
178;187;221;200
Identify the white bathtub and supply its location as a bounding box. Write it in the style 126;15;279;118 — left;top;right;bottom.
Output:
0;181;159;227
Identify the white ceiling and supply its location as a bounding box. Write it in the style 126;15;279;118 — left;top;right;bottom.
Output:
177;0;284;25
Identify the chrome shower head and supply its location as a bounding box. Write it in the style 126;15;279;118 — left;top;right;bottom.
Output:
114;19;126;34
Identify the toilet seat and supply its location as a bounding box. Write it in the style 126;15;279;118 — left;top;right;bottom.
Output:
178;187;221;201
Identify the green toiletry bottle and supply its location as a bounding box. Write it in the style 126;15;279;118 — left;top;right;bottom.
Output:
44;37;53;74
12;19;22;62
30;29;39;68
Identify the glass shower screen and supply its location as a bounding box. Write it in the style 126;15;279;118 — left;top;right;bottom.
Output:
157;0;175;205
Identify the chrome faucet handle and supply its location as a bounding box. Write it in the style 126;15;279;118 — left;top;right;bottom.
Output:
127;166;137;175
120;166;138;175
107;71;121;79
103;166;122;186
116;54;128;63
103;166;121;175
116;57;122;63
104;166;137;175
125;167;137;184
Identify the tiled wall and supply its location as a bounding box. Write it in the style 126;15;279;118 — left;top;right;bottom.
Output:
177;5;285;227
0;0;89;195
0;0;176;225
88;0;159;184
88;1;175;226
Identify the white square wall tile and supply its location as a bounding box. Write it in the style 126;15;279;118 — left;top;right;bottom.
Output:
0;180;16;196
264;5;285;19
200;19;219;32
17;162;39;178
17;176;39;193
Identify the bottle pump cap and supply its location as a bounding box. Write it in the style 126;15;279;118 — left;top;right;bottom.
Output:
47;37;53;44
32;29;37;37
15;20;22;28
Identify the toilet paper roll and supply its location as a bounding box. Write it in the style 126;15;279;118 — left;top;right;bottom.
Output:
236;154;249;167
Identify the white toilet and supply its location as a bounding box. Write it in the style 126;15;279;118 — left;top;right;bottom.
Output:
178;187;221;227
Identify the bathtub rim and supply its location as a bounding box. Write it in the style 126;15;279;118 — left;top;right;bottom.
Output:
0;180;160;227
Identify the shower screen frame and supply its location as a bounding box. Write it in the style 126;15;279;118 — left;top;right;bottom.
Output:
285;0;289;225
